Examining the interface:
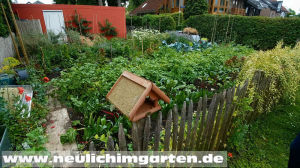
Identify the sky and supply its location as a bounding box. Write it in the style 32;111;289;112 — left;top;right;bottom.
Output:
14;0;300;14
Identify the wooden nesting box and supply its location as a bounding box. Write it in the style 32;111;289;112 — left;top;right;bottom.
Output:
106;71;170;122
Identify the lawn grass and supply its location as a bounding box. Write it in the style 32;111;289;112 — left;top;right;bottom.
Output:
229;90;300;168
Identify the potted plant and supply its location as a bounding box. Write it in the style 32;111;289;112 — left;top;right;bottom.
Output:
0;57;21;85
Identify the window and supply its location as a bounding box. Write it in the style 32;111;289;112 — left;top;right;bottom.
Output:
176;0;179;7
210;0;229;14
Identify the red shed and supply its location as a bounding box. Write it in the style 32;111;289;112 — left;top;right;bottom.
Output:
12;4;126;38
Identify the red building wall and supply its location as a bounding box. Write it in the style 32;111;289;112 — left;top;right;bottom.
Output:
12;4;126;38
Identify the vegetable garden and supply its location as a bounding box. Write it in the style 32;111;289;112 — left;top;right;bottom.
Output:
1;11;300;167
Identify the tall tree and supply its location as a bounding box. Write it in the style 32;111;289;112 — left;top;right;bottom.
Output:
184;0;208;19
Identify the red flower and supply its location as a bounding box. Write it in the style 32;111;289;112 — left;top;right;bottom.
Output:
18;87;24;95
43;77;50;83
50;120;55;124
51;126;55;129
25;95;31;102
228;152;233;158
42;123;46;128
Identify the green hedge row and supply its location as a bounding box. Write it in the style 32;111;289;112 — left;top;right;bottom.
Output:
126;13;184;31
185;14;300;50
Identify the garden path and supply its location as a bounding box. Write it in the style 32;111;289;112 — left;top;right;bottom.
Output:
44;96;77;152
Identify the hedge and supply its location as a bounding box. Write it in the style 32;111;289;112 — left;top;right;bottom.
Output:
185;14;300;50
126;14;176;32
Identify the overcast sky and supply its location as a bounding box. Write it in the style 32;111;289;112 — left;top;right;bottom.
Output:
15;0;300;14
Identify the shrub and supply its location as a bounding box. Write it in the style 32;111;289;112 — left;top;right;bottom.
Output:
126;14;176;32
238;42;300;115
142;14;176;32
184;0;208;19
185;14;300;50
126;15;143;28
164;12;184;30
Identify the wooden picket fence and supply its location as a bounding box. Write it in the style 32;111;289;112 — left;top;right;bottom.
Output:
96;79;249;152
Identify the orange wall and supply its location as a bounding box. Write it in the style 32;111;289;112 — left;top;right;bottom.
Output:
12;4;126;38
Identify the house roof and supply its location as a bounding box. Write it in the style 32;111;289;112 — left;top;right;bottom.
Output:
130;0;163;15
33;1;44;4
247;0;283;12
281;6;288;13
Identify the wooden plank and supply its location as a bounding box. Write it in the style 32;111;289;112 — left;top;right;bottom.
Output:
218;87;235;150
107;136;115;151
154;111;162;151
202;93;219;150
118;123;127;151
196;95;208;150
189;98;202;150
209;91;226;150
142;115;151;151
215;87;233;150
185;100;194;150
164;110;173;151
132;122;140;151
89;141;96;151
177;101;186;151
172;105;179;151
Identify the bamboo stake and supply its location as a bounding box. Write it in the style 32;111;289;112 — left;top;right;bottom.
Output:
0;3;21;62
141;38;143;55
6;0;29;65
40;47;47;71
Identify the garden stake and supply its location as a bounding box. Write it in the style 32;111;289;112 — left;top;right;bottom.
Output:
142;39;143;55
110;44;112;58
159;17;161;32
6;0;29;65
225;15;231;43
0;3;21;62
40;47;47;71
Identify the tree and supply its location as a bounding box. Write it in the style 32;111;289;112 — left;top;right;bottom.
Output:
0;0;13;37
287;8;296;17
183;0;208;19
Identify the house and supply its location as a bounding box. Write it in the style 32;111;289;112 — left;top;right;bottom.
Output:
130;0;288;17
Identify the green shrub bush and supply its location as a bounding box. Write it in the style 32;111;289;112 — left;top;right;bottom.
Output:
185;14;300;50
238;42;300;115
184;0;208;19
164;12;184;30
126;14;176;32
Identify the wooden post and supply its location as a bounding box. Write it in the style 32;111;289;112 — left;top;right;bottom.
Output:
110;44;112;58
141;39;143;55
0;3;21;62
40;47;47;71
6;0;29;65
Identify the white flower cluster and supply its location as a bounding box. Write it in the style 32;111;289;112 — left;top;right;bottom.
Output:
131;28;161;41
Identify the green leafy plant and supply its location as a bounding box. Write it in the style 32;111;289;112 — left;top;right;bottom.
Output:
23;127;47;151
99;19;118;37
0;57;20;74
60;128;78;144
